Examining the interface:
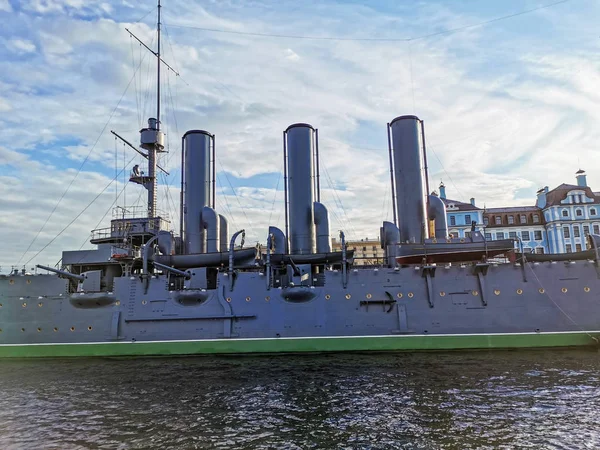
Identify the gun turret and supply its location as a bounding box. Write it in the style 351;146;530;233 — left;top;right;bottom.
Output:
36;265;86;282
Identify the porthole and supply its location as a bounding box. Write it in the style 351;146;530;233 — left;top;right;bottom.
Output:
88;326;93;331
226;297;231;303
245;297;251;302
584;287;591;293
366;294;372;299
22;302;27;308
53;327;58;332
446;239;451;243
115;300;121;306
0;303;3;308
9;279;14;285
561;287;568;293
141;300;147;305
21;328;25;332
37;328;42;332
26;279;31;284
345;294;351;300
432;238;437;244
460;238;465;243
439;291;446;297
494;289;500;296
397;293;403;299
472;290;479;296
407;292;414;298
325;294;331;300
38;302;43;307
517;289;523;295
265;296;270;302
539;288;545;294
70;327;75;332
0;329;2;333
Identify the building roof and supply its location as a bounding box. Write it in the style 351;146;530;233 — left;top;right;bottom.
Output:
544;183;600;207
485;206;541;213
442;198;481;211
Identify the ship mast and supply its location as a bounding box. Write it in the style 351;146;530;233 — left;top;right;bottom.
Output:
148;0;161;219
113;0;180;221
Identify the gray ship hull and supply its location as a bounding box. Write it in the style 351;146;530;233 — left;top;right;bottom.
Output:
1;259;598;357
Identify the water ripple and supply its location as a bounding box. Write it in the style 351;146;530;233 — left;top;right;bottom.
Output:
0;350;598;449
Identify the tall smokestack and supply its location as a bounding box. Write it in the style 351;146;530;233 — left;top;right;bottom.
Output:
284;124;317;255
182;130;213;254
389;116;427;244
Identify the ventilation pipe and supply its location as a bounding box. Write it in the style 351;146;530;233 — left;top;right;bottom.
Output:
427;195;448;239
219;214;229;253
284;124;317;255
268;226;287;254
182;130;214;254
381;221;400;267
202;206;220;253
313;201;331;253
388;116;427;243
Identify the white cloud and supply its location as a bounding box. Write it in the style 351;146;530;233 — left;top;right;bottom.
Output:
0;0;12;12
1;0;600;266
6;38;36;54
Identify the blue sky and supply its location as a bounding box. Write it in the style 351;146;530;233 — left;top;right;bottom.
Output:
1;0;599;268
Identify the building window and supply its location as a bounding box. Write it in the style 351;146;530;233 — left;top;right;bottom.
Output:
508;215;514;224
485;232;492;240
522;231;530;241
484;217;489;226
573;226;580;238
563;227;570;238
533;214;540;223
496;232;505;240
584;225;590;235
465;214;471;225
450;216;456;226
362;246;366;252
591;208;597;216
535;248;544;254
495;216;501;225
594;224;600;235
566;244;572;253
576;244;582;252
509;231;517;239
576;209;583;217
534;230;542;240
562;210;569;217
520;214;526;224
372;246;377;251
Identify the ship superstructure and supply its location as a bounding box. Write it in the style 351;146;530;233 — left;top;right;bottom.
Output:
1;4;599;357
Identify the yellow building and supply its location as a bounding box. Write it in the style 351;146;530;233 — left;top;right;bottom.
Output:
331;237;385;266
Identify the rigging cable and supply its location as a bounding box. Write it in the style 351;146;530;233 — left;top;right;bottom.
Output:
17;65;146;265
25;155;138;266
165;0;572;42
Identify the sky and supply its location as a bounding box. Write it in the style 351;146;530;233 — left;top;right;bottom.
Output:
0;0;599;270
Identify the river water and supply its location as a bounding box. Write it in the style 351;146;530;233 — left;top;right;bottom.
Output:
0;350;598;449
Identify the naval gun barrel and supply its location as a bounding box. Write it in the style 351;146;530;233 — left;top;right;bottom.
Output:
153;261;191;279
36;264;85;281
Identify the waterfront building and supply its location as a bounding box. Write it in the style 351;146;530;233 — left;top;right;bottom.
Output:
441;170;600;254
331;237;384;265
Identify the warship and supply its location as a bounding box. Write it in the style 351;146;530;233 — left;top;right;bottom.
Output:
1;4;600;358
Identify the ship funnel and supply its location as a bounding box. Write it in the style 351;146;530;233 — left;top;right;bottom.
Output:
283;124;319;255
388;116;428;243
182;130;215;254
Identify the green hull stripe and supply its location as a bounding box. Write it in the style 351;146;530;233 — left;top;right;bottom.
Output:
0;332;598;358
